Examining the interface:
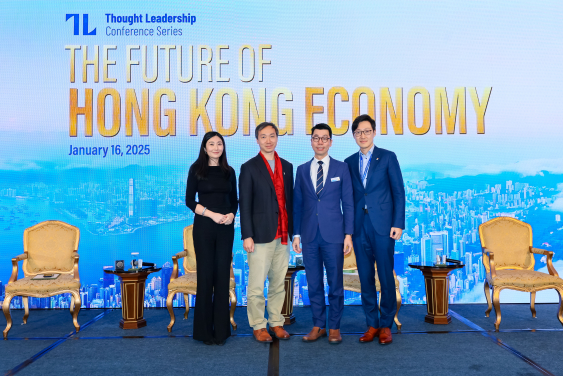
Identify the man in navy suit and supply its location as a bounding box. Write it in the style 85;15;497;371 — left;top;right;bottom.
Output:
293;123;354;344
344;114;405;345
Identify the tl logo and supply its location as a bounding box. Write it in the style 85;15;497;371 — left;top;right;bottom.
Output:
66;14;96;35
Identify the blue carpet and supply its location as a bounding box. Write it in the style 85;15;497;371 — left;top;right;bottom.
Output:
0;309;101;338
451;303;563;331
0;339;58;373
2;305;561;376
495;332;563;376
16;336;269;376
279;332;539;376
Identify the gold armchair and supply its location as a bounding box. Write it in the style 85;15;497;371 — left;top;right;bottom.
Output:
342;247;402;330
166;225;237;332
2;220;82;339
479;217;563;331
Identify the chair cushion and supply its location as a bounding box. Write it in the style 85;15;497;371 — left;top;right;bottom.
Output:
343;271;399;293
168;272;236;294
488;270;563;290
5;274;80;295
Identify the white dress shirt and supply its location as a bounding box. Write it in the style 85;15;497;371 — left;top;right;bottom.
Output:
310;154;330;189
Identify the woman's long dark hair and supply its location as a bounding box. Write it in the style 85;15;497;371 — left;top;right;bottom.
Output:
194;132;231;180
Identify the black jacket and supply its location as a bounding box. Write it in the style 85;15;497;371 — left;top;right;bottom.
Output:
239;154;294;243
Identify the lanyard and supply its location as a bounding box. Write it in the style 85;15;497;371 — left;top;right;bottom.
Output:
359;151;372;185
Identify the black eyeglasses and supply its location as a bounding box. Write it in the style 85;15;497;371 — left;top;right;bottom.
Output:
353;129;373;138
311;136;331;143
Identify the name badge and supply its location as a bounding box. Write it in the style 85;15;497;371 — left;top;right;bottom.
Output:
331;177;340;182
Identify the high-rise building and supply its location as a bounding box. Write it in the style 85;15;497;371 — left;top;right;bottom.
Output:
103;266;114;288
397;276;408;297
477;256;485;281
128;178;135;217
394;252;405;275
88;284;99;307
234;269;242;286
154;277;162;292
465;252;472;275
458;237;466;256
430;230;449;259
421;235;432;264
445;226;454;254
160;262;173;298
450;248;460;261
233;249;246;286
176;292;185;307
302;286;310;306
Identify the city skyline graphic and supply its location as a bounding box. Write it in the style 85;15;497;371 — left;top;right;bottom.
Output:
2;162;562;310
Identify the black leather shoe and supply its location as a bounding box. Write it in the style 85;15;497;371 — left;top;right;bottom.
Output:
203;340;214;345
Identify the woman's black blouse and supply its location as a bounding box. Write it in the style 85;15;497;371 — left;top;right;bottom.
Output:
185;165;238;216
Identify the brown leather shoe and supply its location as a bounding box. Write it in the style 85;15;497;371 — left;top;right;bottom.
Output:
253;328;273;343
302;327;327;342
379;327;393;345
359;326;380;343
328;329;342;344
269;326;290;340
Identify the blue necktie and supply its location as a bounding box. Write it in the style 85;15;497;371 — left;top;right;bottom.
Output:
316;161;324;196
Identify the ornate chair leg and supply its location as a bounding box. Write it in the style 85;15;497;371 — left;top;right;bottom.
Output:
71;292;81;332
394;288;402;331
22;297;29;324
229;289;237;330
2;294;14;339
70;295;75;315
556;287;563;326
530;291;537;318
183;294;190;320
484;280;492;317
166;293;175;333
492;287;502;331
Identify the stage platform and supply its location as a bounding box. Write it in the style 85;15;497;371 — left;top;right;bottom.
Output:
1;304;562;376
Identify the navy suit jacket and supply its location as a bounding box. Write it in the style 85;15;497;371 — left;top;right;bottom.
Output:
293;157;354;244
345;146;406;236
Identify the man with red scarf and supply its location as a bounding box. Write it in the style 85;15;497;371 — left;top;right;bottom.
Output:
239;122;294;343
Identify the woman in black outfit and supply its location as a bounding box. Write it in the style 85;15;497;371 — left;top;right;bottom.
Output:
185;131;238;345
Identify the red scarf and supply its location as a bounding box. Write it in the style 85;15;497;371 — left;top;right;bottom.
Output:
260;151;289;245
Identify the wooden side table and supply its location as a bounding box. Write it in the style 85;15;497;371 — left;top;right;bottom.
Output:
104;267;161;329
282;265;305;325
408;262;464;324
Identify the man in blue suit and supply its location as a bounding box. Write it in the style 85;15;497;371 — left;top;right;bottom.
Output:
293;123;354;344
344;114;405;345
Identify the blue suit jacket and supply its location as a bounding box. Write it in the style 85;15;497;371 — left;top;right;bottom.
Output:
345;146;406;236
293;157;354;244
